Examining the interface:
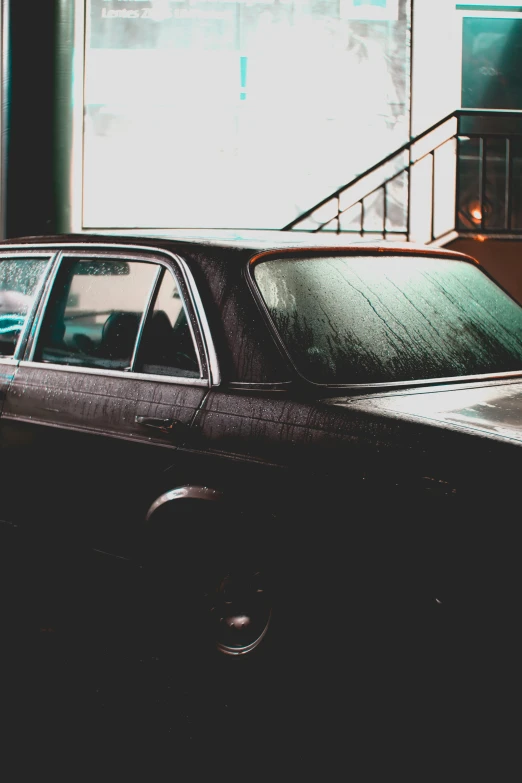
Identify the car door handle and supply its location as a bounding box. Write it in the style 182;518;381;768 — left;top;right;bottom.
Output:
135;416;184;434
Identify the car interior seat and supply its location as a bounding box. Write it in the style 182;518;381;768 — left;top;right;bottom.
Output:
171;309;199;373
137;308;199;375
139;309;173;367
101;311;140;363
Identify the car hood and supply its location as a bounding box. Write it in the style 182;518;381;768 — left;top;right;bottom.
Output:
329;378;522;446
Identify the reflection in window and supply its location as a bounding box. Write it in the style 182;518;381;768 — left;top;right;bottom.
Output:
0;258;49;357
36;258;156;370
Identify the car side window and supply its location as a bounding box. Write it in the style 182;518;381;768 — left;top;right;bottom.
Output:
0;257;50;358
35;257;157;371
134;268;201;378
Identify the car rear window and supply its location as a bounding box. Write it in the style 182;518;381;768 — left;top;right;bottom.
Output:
252;254;522;385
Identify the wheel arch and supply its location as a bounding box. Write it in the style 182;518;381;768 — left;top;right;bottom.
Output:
144;482;274;570
146;484;225;523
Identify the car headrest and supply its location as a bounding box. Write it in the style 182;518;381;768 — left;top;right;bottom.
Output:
139;310;173;365
102;311;140;360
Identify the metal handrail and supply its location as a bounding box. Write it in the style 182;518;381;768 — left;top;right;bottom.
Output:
283;109;522;239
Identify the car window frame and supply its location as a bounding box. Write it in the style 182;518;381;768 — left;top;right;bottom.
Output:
246;246;522;392
0;251;58;365
18;245;219;388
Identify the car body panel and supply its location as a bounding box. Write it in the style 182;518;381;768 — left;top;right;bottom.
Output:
0;364;209;554
194;382;522;490
333;379;522;445
5;363;206;442
0;233;520;619
0;358;16;420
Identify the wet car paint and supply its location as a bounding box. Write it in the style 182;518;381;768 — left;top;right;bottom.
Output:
0;232;521;664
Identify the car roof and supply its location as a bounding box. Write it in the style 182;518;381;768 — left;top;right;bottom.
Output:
0;230;476;263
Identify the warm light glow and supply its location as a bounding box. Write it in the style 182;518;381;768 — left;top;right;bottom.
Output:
469;201;482;223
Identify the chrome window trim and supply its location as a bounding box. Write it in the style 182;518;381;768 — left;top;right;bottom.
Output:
0;357;18;367
170;252;221;386
55;250;205;379
20;243;217;383
26;251;64;363
303;368;522;391
0;248;56;261
19;360;208;387
127;262;205;379
247;250;522;392
0;242;221;385
167;260;206;380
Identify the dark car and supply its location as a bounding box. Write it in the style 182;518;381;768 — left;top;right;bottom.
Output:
1;232;522;659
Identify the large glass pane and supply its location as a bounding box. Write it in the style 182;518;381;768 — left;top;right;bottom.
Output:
0;257;49;357
136;269;200;378
83;0;411;230
35;258;157;371
462;17;522;110
253;254;522;385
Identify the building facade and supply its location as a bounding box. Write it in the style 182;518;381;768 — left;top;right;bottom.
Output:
0;1;521;298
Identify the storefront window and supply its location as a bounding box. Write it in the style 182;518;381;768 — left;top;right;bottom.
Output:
83;0;411;230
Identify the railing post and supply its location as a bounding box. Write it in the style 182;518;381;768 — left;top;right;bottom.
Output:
479;136;486;232
431;150;436;243
506;137;512;231
455;134;460;234
406;163;412;242
382;184;387;238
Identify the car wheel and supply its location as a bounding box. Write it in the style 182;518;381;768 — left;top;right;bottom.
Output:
205;567;272;656
144;523;273;659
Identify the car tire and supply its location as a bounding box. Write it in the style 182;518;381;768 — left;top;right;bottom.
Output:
143;503;273;660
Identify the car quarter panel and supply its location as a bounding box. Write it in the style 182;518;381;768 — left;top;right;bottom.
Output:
189;383;522;616
180;248;291;384
192;385;522;505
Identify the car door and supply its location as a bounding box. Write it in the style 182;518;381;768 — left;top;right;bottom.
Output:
0;250;55;525
0;246;211;558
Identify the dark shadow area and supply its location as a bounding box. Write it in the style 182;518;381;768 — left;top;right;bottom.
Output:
5;0;57;238
0;527;517;775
